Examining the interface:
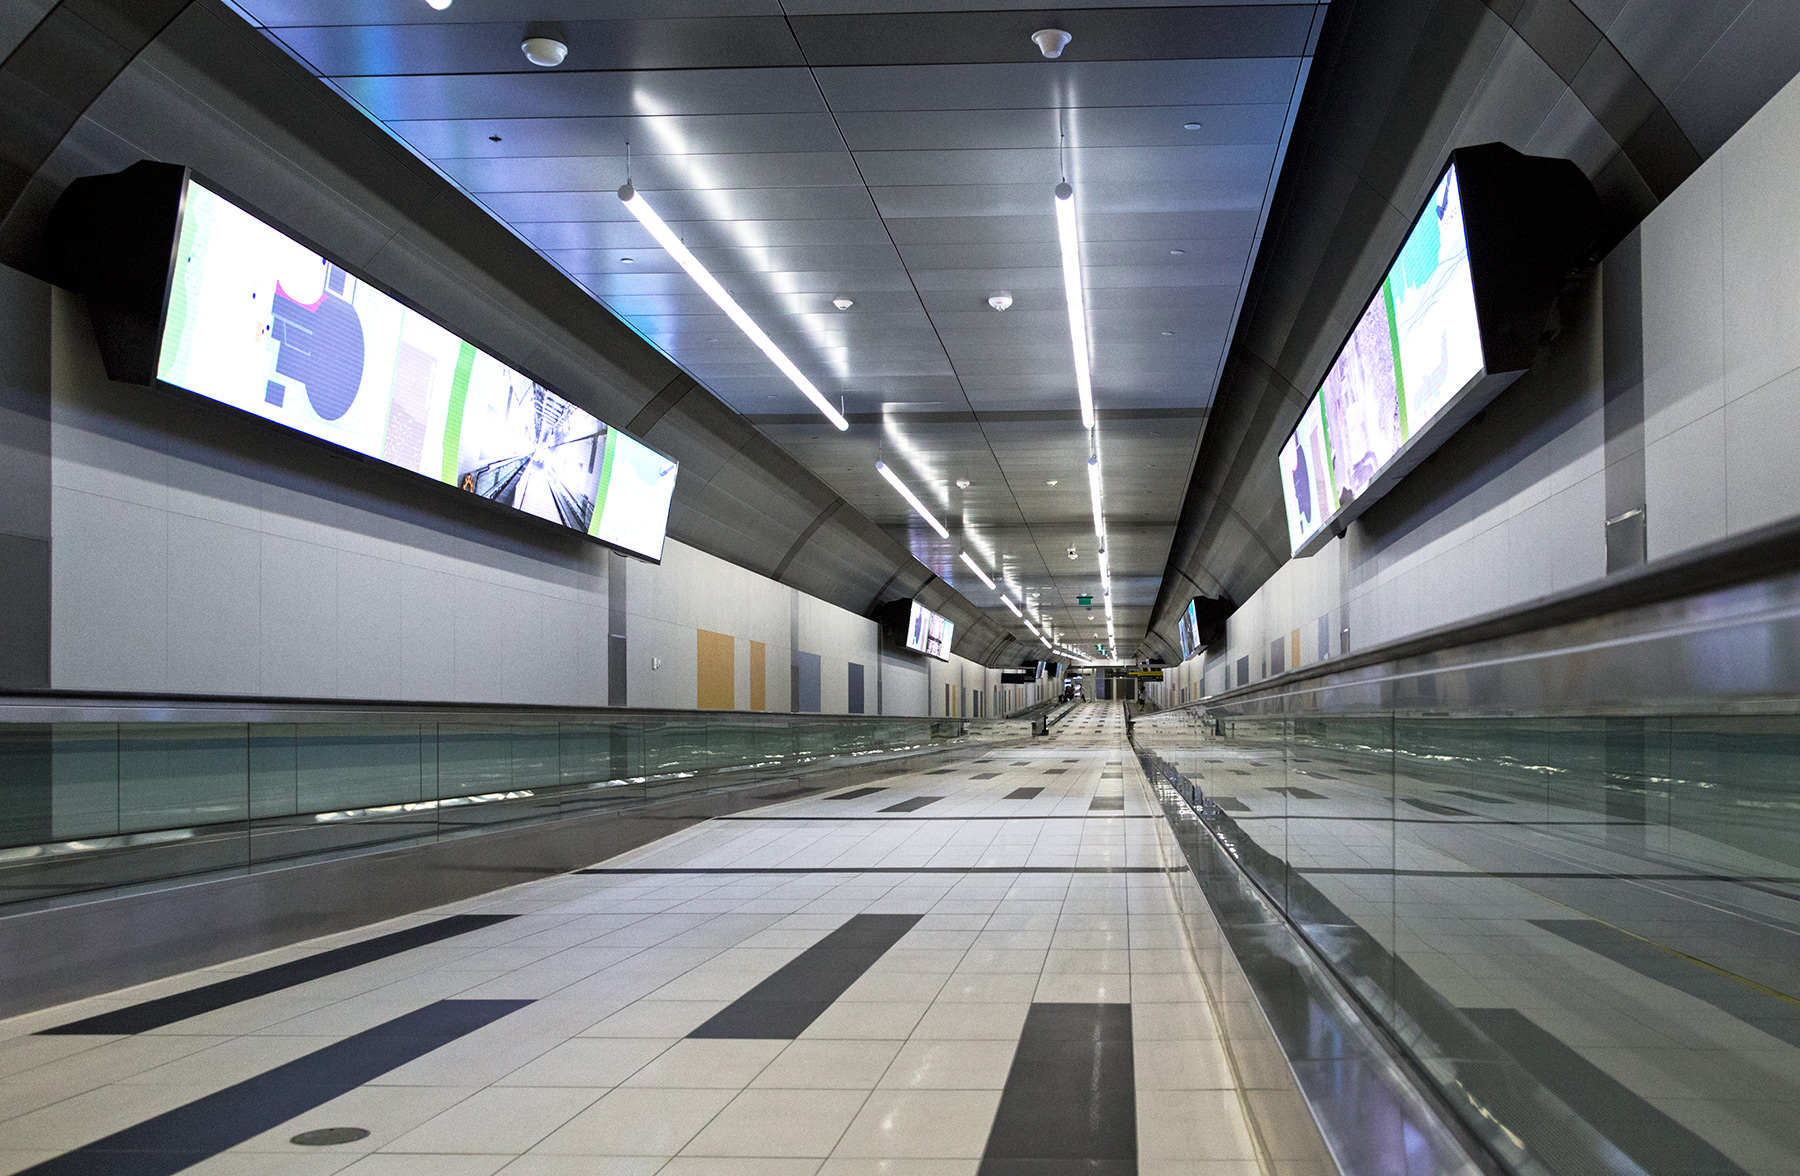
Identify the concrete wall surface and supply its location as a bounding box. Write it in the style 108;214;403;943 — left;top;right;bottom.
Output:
40;287;916;715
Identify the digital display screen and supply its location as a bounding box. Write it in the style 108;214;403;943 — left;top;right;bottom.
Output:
1176;600;1200;662
1277;165;1484;554
903;601;953;661
156;179;678;558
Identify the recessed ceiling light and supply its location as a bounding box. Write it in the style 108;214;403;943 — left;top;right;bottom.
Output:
1161;330;1173;336
1182;121;1203;131
1169;248;1185;256
521;36;568;67
1046;479;1058;487
427;0;451;8
956;479;970;489
833;298;854;310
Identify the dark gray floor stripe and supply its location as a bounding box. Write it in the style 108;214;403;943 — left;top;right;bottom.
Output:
1441;788;1511;804
577;867;1175;875
1268;786;1327;800
1210;796;1250;813
979;1003;1136;1174
1004;787;1043;800
20;1000;528;1176
1462;1008;1748;1176
1531;920;1800;1048
40;915;517;1036
688;913;922;1039
826;787;887;800
1404;798;1473;816
1088;796;1124;811
881;796;944;812
971;772;1000;780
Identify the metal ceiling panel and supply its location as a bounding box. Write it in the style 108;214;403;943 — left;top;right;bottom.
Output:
274;19;805;75
226;0;1324;663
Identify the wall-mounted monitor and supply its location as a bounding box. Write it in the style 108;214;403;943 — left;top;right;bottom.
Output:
878;598;954;661
50;162;679;561
1276;144;1598;557
904;601;954;661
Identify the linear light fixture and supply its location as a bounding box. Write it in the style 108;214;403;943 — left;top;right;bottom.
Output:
876;461;949;538
959;551;996;591
1026;619;1040;637
619;182;848;431
1087;452;1105;538
1002;595;1022;617
1054;181;1095;430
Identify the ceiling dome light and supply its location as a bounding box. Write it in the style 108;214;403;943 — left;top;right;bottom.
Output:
427;0;452;8
833;298;854;310
988;292;1013;312
521;36;568;67
1182;121;1203;131
1031;28;1073;58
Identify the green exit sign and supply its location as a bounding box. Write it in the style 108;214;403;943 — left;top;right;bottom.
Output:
1077;595;1092;606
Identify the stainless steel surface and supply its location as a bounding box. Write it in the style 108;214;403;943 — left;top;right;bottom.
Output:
1199;558;1800;720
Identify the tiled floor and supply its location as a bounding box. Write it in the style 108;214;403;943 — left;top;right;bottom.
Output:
0;702;1326;1176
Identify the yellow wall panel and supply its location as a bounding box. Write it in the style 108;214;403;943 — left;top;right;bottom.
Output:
697;629;735;710
749;640;766;711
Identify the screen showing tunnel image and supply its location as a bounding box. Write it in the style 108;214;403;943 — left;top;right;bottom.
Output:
154;178;679;558
454;370;604;532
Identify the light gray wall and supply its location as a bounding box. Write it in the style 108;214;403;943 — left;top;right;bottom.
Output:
1190;68;1800;696
46;287;904;714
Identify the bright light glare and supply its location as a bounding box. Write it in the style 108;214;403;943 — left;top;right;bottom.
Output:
1026;619;1040;637
1002;596;1022;617
426;0;451;8
876;461;949;538
959;551;996;591
619;184;848;431
1054;183;1094;430
1087;454;1105;538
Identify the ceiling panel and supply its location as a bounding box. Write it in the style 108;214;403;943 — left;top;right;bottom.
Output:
237;0;1321;662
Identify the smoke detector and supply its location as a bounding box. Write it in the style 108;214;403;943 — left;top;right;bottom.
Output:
956;479;971;489
987;292;1013;312
1031;28;1072;58
832;297;854;310
521;36;567;66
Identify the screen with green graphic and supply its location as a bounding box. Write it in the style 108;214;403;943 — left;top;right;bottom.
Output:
1277;163;1484;555
156;178;678;558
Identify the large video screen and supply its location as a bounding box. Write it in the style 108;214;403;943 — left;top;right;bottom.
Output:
156;178;679;559
904;601;954;661
1277;164;1484;554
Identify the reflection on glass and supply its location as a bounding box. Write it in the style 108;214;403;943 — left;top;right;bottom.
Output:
1134;707;1800;1176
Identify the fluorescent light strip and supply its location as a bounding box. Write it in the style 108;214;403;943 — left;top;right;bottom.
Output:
1054;182;1095;431
619;183;848;432
958;551;996;591
1002;596;1022;617
876;461;949;538
1026;620;1040;637
1087;454;1105;539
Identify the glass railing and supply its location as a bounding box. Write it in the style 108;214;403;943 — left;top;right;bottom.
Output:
1134;705;1800;1176
0;699;967;911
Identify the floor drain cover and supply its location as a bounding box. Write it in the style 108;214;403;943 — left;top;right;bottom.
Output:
291;1127;371;1146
